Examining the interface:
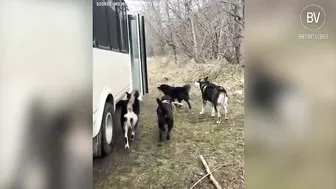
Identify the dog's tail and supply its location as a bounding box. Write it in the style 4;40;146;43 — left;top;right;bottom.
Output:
217;91;230;106
224;92;230;104
214;84;229;104
183;84;191;93
156;98;168;115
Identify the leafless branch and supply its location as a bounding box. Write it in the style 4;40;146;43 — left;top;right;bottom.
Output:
141;0;244;64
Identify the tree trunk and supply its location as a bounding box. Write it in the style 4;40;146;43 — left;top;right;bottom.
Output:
212;32;219;59
217;18;225;60
240;0;245;66
190;16;198;57
165;2;178;64
225;1;233;63
233;2;243;64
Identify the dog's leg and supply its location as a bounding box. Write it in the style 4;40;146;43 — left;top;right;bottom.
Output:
129;128;134;141
121;118;125;133
216;105;221;124
159;125;165;146
224;95;229;120
124;123;130;149
222;103;228;120
130;129;135;141
185;100;192;109
166;120;174;140
183;95;191;109
130;122;137;140
177;99;183;107
160;129;164;141
199;101;206;114
211;106;216;117
166;130;171;140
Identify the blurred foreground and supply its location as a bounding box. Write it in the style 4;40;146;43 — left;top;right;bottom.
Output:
246;0;336;188
0;1;92;189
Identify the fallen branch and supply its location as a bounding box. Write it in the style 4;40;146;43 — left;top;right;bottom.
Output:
199;155;223;189
190;163;225;189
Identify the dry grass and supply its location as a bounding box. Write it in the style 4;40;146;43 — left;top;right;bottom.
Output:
95;57;244;189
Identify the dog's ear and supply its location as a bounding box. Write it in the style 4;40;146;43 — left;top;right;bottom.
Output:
204;76;209;81
125;92;131;99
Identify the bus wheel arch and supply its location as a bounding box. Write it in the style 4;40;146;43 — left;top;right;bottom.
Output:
96;94;116;156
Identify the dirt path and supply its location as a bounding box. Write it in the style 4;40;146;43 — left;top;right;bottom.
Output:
93;91;244;189
94;60;244;189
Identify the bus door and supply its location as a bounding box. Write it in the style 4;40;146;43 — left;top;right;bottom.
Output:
128;14;148;95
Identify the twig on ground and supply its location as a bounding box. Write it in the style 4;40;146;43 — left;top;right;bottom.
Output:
189;163;226;189
194;155;223;189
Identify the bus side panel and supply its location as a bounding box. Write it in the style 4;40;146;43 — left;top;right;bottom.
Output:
93;48;131;138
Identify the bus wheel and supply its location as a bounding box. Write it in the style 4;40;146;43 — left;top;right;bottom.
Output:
101;102;115;156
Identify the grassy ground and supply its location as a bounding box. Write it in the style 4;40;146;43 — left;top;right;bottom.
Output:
93;57;244;189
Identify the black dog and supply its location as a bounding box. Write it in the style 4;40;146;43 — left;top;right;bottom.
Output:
157;84;192;109
120;90;140;149
195;76;229;123
156;95;174;145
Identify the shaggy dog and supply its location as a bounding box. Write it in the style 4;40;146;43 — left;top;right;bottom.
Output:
156;95;174;145
195;76;229;123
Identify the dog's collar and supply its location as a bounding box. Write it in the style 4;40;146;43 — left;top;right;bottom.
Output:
201;83;208;92
162;100;171;104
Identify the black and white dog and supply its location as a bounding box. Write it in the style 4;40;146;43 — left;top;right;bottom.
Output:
156;95;174;145
157;84;192;109
120;89;140;149
195;76;229;123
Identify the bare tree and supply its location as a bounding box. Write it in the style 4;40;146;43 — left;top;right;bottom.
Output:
138;0;245;64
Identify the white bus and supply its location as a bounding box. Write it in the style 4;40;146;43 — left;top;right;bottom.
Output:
92;0;148;156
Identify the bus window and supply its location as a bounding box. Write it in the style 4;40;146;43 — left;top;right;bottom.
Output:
122;5;129;53
93;0;111;50
106;2;120;51
116;5;126;52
